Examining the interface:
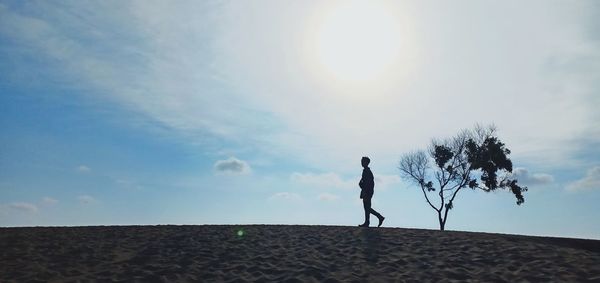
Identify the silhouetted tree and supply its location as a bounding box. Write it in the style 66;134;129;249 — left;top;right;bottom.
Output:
398;125;527;231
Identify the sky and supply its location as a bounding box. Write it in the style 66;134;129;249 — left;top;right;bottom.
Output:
1;0;599;239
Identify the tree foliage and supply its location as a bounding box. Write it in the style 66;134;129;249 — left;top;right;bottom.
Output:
398;125;527;230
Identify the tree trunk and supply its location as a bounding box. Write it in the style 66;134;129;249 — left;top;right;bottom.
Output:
438;212;445;231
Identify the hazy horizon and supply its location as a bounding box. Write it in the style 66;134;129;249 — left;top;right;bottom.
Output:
1;0;599;239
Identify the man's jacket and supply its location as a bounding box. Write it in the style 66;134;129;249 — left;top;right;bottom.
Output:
359;167;375;199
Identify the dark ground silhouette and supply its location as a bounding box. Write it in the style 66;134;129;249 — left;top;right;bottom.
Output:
2;225;599;281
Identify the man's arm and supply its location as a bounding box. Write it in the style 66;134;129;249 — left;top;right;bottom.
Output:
365;169;374;189
359;169;367;189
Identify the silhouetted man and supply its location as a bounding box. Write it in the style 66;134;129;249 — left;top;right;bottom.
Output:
359;156;385;227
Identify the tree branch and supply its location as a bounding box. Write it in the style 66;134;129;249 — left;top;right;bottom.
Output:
420;184;439;212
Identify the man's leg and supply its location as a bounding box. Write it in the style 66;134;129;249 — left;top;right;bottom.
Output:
369;207;383;219
363;197;371;225
369;206;385;227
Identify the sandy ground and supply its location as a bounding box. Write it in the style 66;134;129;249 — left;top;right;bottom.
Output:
1;225;600;282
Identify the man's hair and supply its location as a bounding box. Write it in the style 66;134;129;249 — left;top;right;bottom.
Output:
361;156;370;165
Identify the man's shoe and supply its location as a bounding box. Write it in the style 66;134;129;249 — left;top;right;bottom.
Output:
358;223;370;227
378;217;385;227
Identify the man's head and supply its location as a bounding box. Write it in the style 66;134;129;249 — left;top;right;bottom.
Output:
361;156;370;168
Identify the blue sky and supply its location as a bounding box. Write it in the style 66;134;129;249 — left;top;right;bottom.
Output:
1;0;599;239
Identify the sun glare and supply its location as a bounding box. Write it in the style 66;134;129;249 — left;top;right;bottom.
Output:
313;1;403;83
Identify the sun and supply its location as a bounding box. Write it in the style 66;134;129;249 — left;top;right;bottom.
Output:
312;1;403;83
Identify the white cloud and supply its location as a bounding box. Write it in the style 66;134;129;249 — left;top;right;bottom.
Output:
41;197;58;205
214;157;251;175
317;192;340;201
269;192;302;201
374;174;402;190
78;195;95;204
7;202;38;213
76;165;91;173
291;172;400;191
291;172;355;189
567;166;600;192
510;168;554;186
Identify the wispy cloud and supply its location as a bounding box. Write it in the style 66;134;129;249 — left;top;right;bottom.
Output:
291;172;355;189
374;174;402;190
76;165;91;173
0;1;273;150
567;166;600;192
510;168;554;186
317;192;340;202
41;197;58;205
214;157;251;175
291;172;401;191
6;202;38;213
269;192;302;202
